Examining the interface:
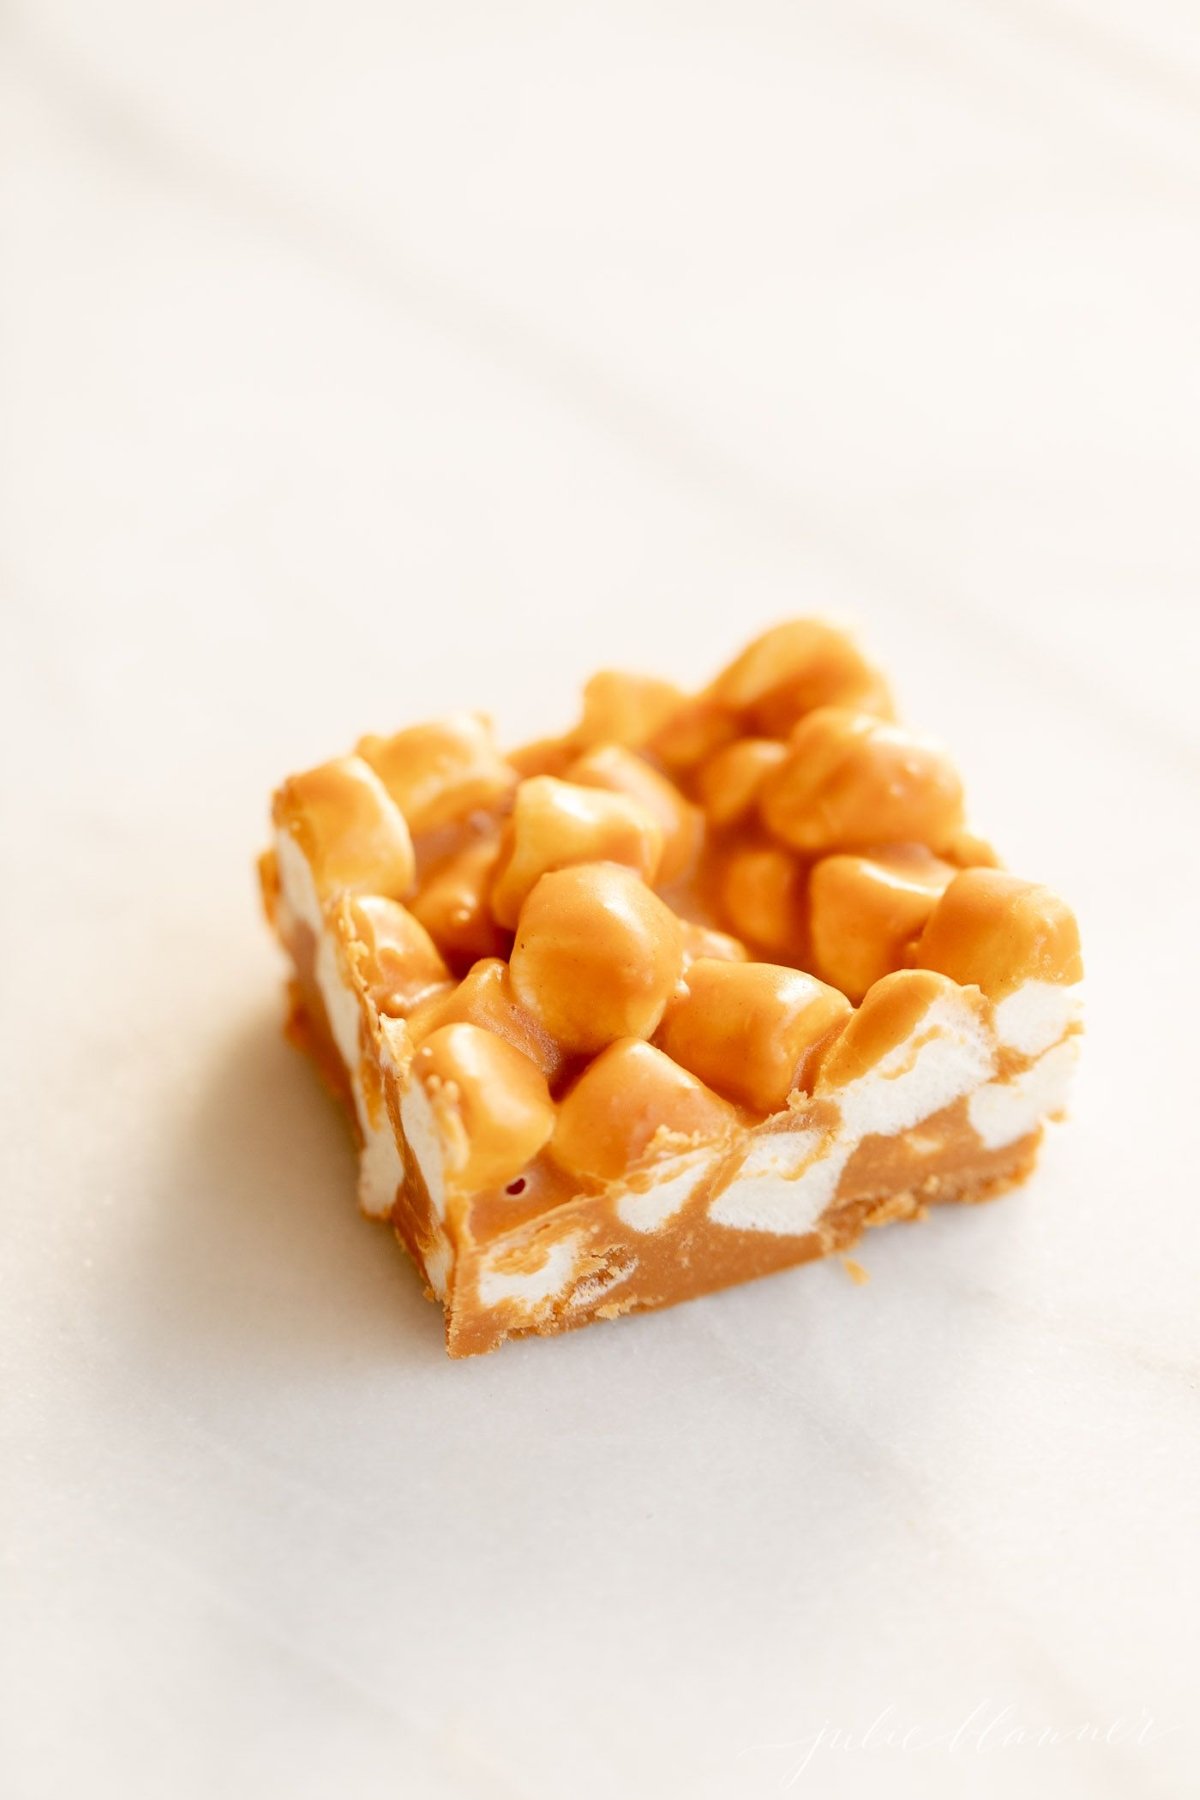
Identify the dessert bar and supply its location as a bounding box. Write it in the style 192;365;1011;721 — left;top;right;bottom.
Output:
260;621;1082;1356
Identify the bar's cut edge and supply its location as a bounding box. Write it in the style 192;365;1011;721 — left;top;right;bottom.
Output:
270;819;1082;1356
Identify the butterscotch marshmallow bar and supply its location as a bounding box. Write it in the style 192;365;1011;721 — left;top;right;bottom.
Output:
260;621;1082;1357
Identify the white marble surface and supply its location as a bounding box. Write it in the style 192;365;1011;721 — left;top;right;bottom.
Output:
3;4;1199;1796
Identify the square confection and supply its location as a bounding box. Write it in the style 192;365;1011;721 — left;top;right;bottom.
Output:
260;621;1082;1357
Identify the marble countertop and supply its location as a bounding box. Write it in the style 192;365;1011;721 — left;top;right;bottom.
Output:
4;3;1198;1796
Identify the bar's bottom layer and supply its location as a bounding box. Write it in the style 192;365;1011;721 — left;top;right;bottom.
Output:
283;981;1045;1358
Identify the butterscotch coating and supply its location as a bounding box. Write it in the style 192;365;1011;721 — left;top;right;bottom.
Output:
809;847;955;1003
695;737;788;828
551;1038;737;1182
914;868;1083;1001
274;756;416;901
816;968;964;1089
506;735;578;781
760;707;965;855
565;742;703;885
648;696;739;773
944;826;1002;870
357;712;517;834
717;843;805;960
575;669;686;749
709;619;893;736
406;956;563;1081
337;895;451;1016
412;1023;556;1193
658;958;852;1115
411;837;509;967
509;862;685;1056
490;776;663;929
679;919;749;967
257;848;280;928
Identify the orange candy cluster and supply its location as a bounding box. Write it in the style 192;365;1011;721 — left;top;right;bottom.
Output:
270;621;1080;1198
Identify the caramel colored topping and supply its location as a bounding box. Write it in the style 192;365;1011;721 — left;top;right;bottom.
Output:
410;837;509;968
816;968;964;1089
406;956;563;1081
695;737;788;828
759;667;894;740
648;696;739;772
709;619;893;736
716;842;805;960
274;755;416;900
575;669;686;750
945;826;1002;870
552;1038;736;1182
760;707;964;855
257;847;280;928
490;776;663;929
566;743;703;885
336;895;450;1017
507;735;577;780
679;919;749;967
915;868;1083;1000
357;712;517;833
658;958;852;1115
809;847;955;1003
413;1023;556;1192
510;862;685;1055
